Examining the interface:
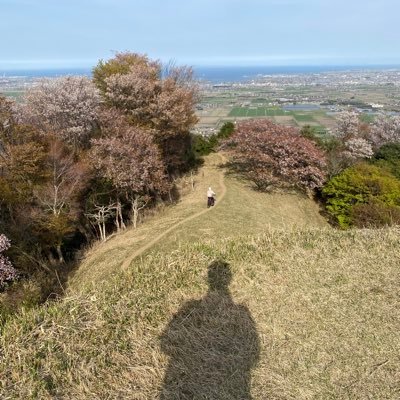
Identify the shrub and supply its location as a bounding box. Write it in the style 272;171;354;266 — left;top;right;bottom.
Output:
374;142;400;162
351;202;400;228
192;122;235;156
372;142;400;179
217;121;235;139
191;134;218;156
322;163;400;228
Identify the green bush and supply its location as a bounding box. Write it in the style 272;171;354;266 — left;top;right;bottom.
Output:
300;124;340;152
322;163;400;228
372;142;400;179
217;121;235;139
300;125;321;144
191;134;218;156
192;122;235;156
374;142;400;162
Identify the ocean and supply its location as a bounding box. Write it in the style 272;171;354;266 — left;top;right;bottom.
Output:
1;65;400;84
193;65;400;83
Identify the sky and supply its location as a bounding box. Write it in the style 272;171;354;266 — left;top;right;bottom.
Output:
1;0;400;69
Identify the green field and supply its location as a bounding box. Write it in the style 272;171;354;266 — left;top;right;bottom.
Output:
293;113;316;122
225;106;344;133
250;98;272;104
228;106;292;117
359;113;376;123
0;90;24;100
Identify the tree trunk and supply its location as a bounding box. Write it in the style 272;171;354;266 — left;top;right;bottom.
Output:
102;220;106;241
132;197;139;229
115;206;120;232
96;221;103;241
116;201;126;230
190;171;195;191
56;244;65;264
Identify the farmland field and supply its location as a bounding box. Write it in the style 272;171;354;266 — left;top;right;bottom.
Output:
196;76;399;134
228;107;247;117
215;106;341;132
293;113;315;122
228;106;293;118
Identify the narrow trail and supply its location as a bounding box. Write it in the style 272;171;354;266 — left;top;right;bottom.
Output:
121;154;227;270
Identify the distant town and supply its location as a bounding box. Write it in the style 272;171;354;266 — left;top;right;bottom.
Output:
2;68;400;137
193;68;400;136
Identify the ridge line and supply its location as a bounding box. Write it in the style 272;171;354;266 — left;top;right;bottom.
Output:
121;153;227;270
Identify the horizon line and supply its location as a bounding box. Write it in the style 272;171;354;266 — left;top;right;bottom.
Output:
2;63;400;71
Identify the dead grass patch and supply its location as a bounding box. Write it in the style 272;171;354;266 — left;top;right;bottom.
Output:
1;228;399;399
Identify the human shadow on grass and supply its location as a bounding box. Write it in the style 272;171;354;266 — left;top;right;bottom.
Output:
160;260;260;399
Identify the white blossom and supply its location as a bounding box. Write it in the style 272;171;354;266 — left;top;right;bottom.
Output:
0;234;17;288
370;114;400;147
335;111;360;139
343;137;374;159
22;76;100;148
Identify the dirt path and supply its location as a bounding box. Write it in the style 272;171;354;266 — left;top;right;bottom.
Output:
121;154;227;270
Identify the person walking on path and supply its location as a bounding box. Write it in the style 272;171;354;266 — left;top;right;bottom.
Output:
207;187;216;208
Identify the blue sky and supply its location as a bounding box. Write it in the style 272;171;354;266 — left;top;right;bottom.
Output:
1;0;400;69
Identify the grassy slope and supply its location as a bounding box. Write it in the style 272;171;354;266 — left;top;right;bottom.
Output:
1;153;399;399
71;153;326;290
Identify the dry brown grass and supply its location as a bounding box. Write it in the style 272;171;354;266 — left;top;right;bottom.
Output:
70;152;326;291
1;153;398;399
0;228;399;399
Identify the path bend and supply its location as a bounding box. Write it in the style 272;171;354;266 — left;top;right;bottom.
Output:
121;154;227;270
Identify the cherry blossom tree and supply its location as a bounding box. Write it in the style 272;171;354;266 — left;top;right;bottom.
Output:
103;59;160;122
93;52;152;94
223;119;327;192
342;137;374;160
22;76;100;150
370;114;400;147
325;111;374;176
93;52;198;172
152;70;199;134
0;234;17;289
91;113;169;228
335;110;360;139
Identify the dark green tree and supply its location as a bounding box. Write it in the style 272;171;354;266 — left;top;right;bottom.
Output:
322;163;400;228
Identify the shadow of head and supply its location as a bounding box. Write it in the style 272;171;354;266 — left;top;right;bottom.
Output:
207;260;232;292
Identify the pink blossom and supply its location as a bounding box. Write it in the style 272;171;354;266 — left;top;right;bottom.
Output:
0;234;17;289
223;119;327;191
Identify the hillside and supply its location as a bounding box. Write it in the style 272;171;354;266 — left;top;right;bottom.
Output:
0;153;399;399
71;153;327;290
